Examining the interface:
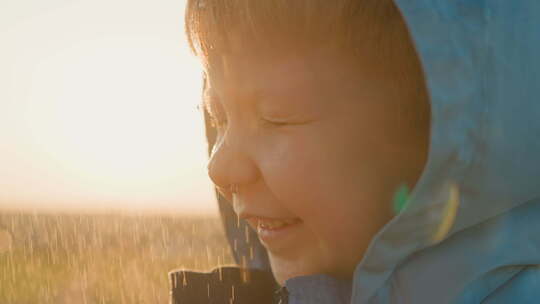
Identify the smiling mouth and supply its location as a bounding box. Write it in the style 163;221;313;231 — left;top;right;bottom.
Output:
244;217;303;252
245;217;301;231
257;218;301;229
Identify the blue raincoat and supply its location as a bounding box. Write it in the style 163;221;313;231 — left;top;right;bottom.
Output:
170;1;540;303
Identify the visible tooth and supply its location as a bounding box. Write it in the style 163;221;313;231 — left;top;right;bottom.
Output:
259;221;285;229
260;222;280;229
259;219;296;229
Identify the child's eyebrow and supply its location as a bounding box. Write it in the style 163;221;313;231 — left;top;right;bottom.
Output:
199;72;216;114
200;75;319;116
201;83;224;120
202;88;215;115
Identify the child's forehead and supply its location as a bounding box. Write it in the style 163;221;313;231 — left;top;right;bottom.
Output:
202;47;396;121
202;30;338;73
205;43;357;92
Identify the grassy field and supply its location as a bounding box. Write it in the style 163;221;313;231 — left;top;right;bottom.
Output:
0;211;235;304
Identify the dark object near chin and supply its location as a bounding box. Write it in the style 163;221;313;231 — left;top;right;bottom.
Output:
169;267;281;304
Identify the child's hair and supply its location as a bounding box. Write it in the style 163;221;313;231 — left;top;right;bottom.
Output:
186;0;410;62
185;0;425;95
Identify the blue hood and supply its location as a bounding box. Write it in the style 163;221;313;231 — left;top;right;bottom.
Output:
214;1;540;303
354;1;540;302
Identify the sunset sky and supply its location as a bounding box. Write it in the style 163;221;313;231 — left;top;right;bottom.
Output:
0;0;218;214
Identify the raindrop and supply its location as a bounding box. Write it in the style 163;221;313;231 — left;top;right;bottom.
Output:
0;229;13;254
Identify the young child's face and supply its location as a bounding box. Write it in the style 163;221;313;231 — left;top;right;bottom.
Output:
206;38;429;284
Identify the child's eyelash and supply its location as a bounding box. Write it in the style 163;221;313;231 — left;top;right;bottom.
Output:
260;117;290;127
209;115;289;129
210;116;287;129
204;105;300;130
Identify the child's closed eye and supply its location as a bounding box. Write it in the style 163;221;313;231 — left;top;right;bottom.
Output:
258;115;314;128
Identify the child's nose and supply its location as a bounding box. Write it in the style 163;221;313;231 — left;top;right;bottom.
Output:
207;133;259;197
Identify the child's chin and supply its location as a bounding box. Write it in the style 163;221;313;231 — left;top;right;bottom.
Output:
271;267;306;286
269;254;356;285
269;255;325;286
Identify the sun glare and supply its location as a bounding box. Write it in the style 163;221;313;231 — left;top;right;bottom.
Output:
0;0;216;214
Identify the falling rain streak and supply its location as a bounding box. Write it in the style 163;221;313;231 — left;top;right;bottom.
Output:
0;212;235;303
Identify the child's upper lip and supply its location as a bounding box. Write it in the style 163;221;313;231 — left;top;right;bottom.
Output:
238;212;301;229
238;211;297;221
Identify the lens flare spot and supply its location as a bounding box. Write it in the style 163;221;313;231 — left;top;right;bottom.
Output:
431;183;460;244
392;184;410;214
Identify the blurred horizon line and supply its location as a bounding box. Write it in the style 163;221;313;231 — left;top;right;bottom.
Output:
0;202;219;217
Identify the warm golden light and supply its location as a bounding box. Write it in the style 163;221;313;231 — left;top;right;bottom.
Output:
0;0;216;214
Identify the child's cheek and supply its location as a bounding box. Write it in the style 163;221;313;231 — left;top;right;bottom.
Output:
257;130;335;219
